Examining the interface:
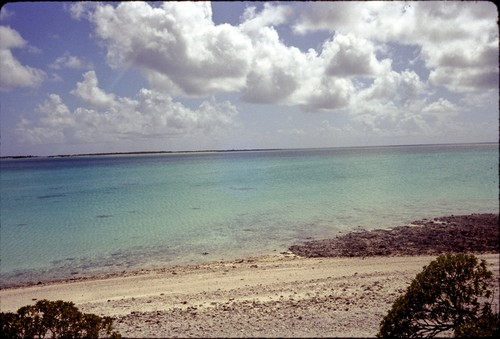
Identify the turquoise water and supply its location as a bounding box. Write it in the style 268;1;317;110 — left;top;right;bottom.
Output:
1;143;498;287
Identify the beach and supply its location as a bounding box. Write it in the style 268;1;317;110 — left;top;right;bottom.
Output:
1;214;498;338
1;253;498;337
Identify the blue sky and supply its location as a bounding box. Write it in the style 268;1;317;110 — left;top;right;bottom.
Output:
1;1;498;156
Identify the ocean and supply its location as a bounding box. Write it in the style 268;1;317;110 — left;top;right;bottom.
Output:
1;143;498;287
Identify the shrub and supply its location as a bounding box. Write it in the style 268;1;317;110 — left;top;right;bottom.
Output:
0;299;121;338
454;306;500;338
377;253;498;338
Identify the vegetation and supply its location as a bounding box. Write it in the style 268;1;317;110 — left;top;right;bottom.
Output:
377;253;499;338
0;299;121;338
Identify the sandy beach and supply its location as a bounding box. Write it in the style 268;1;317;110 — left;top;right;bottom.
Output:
1;253;498;338
1;214;498;337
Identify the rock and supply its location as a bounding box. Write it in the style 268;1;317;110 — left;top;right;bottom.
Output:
289;214;499;258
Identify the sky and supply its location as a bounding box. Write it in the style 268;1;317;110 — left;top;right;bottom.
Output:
0;1;498;156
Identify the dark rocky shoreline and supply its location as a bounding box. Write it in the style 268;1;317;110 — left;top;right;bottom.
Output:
289;214;499;258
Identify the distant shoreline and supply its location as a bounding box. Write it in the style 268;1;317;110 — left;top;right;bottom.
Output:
0;148;284;160
1;141;497;159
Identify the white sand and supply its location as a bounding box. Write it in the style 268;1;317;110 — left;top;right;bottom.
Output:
1;253;498;337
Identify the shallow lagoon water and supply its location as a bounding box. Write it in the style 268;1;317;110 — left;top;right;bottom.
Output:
1;143;498;287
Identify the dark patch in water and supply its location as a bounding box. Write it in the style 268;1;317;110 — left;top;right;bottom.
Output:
96;214;113;218
191;207;201;210
17;223;27;227
38;194;66;199
230;187;255;191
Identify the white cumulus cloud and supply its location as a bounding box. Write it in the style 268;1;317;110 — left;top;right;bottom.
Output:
293;1;499;93
76;2;396;112
71;70;116;108
12;1;499;150
17;71;239;145
90;2;252;96
0;25;45;91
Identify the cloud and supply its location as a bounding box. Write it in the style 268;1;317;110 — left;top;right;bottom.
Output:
15;94;72;144
78;1;495;115
293;2;377;35
75;2;395;112
68;2;96;20
71;70;116;108
422;98;458;117
49;53;93;70
239;2;292;32
240;26;302;103
347;67;466;137
293;1;499;93
354;68;426;111
17;71;239;145
426;44;499;92
323;33;388;77
14;2;498;149
90;2;251;96
0;25;45;91
0;25;25;49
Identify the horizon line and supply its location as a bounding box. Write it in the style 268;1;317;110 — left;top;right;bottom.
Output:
1;141;497;160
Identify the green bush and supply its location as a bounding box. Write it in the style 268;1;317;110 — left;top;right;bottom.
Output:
454;306;500;338
377;253;499;338
0;299;121;338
